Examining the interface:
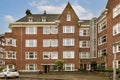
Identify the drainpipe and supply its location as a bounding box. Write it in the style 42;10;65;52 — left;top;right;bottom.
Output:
20;27;23;71
113;48;117;80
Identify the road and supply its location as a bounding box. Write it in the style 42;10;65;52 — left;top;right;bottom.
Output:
0;77;63;80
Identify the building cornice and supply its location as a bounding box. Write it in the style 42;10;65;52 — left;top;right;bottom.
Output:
9;22;58;29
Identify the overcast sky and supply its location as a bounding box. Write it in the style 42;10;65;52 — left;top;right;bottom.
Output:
0;0;108;34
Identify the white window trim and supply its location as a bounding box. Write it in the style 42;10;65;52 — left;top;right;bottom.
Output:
64;64;75;71
43;27;58;34
63;26;74;33
43;52;58;59
6;64;15;69
113;23;120;36
26;39;37;47
5;38;12;46
5;51;16;59
43;27;50;34
12;39;16;47
113;44;120;53
79;28;90;36
51;52;58;59
98;35;107;45
51;27;58;34
98;21;107;33
80;52;90;59
79;41;90;48
67;13;71;21
63;38;75;46
98;48;107;57
25;52;37;59
43;39;58;47
51;39;58;47
43;39;50;47
63;51;74;59
113;3;120;18
26;27;37;34
43;52;50;59
26;64;37;71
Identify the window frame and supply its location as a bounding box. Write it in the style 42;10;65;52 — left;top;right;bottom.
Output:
79;28;89;36
63;51;74;59
64;64;75;71
113;3;120;18
80;52;90;59
79;41;90;48
26;27;37;34
98;35;107;45
26;39;37;47
63;38;75;46
63;26;74;33
26;64;37;71
25;52;37;59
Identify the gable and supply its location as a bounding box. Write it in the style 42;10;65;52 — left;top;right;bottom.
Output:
59;2;79;22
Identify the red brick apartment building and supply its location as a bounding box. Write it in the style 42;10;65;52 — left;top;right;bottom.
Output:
97;0;120;70
105;0;120;69
5;0;120;72
4;3;97;72
0;34;5;68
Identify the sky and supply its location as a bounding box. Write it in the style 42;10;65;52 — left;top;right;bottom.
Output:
0;0;108;34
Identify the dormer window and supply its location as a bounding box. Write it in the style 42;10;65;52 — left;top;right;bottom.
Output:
67;11;71;21
28;17;33;22
42;17;46;22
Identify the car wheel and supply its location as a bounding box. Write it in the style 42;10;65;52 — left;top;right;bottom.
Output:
16;76;19;78
4;75;7;79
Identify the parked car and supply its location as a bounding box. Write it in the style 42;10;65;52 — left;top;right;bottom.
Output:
0;69;19;78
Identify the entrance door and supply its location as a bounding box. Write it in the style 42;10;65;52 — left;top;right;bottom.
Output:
43;65;50;73
91;62;97;71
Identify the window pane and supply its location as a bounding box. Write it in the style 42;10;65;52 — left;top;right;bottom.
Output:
51;39;58;47
43;39;50;47
63;26;74;33
63;51;74;59
79;28;89;36
80;52;90;59
51;52;58;59
26;27;37;34
43;52;50;59
43;27;50;34
67;14;71;21
26;64;37;71
51;27;58;34
26;40;37;47
26;52;37;59
63;38;74;46
65;64;74;71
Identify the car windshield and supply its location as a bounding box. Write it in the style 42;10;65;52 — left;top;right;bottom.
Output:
9;69;17;72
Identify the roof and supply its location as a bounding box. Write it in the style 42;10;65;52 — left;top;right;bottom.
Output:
97;14;104;21
16;14;60;22
58;2;79;20
81;20;90;25
0;34;4;37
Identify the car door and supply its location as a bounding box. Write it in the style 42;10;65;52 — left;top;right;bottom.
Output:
0;71;5;77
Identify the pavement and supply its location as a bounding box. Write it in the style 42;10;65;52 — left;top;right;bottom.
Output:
19;72;110;80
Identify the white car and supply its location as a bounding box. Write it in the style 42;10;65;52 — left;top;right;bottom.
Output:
0;69;19;78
